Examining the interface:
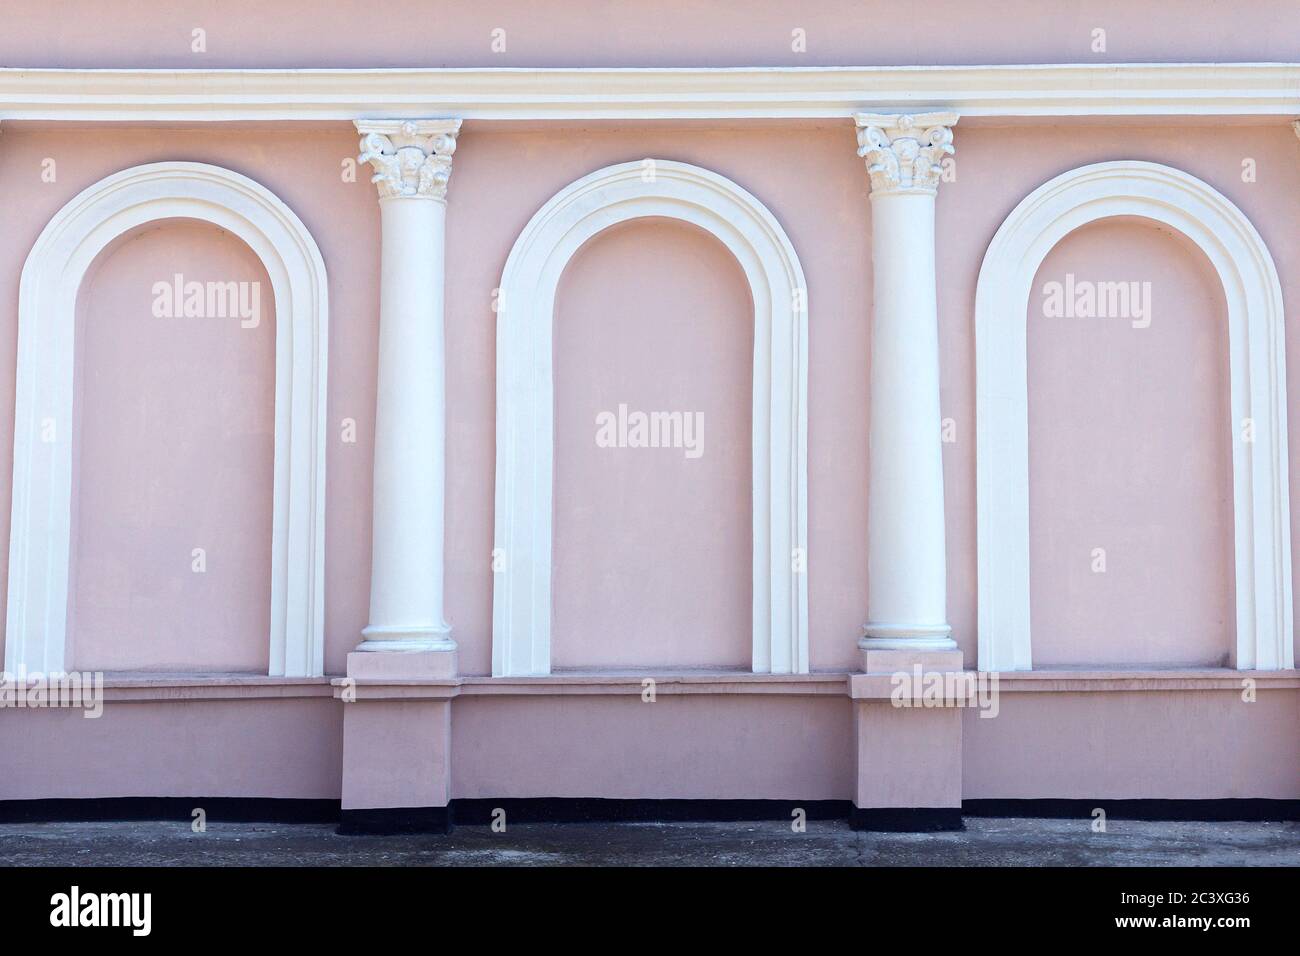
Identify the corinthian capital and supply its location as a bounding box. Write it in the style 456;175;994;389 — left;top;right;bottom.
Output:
854;112;957;196
356;119;462;201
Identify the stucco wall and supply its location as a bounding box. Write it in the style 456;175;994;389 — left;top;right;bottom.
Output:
71;220;276;672
0;698;342;801
2;0;1298;67
6;122;1297;674
1;1;1298;805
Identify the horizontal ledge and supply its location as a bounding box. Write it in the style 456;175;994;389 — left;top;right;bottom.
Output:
333;670;849;700
990;668;1300;693
4;667;1291;704
2;796;1295;826
464;671;848;696
84;673;331;702
335;667;1300;700
0;63;1298;122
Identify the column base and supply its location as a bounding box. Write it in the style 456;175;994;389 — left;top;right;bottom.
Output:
339;649;456;832
357;623;456;656
860;622;957;654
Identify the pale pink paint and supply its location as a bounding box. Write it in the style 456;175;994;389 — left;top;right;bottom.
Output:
70;221;275;672
0;126;380;677
342;700;451;809
0;61;1296;801
553;218;753;670
1;683;1293;803
1;1;1298;67
963;690;1300;799
0;698;342;800
450;695;854;799
1028;219;1234;667
444;124;873;676
5;125;1293;679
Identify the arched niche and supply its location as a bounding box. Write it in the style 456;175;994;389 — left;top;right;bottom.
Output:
492;159;808;677
6;162;328;677
976;161;1291;672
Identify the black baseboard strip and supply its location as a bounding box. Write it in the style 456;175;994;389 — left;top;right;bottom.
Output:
0;796;341;825
850;806;965;832
448;797;851;825
1;796;1295;828
961;798;1300;822
337;807;452;836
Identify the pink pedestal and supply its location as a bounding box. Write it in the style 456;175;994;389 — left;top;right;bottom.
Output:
849;649;966;831
337;650;458;834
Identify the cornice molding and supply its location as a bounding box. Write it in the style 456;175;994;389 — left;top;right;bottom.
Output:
0;63;1297;122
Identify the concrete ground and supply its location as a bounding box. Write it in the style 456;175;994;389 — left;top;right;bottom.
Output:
0;817;1296;866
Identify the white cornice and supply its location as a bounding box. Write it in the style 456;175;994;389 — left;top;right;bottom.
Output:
0;63;1297;122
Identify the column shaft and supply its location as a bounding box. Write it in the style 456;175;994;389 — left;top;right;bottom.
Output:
855;112;958;653
863;192;951;648
363;198;451;649
355;118;461;653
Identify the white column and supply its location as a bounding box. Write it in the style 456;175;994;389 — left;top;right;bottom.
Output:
355;119;461;654
855;112;959;653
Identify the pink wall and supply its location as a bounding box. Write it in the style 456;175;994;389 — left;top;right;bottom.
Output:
0;699;342;800
2;122;1300;675
443;124;873;675
1;689;1292;803
963;690;1300;799
938;124;1300;669
0;55;1298;798
451;695;853;799
1027;219;1234;667
70;221;275;672
1;1;1297;67
553;219;753;669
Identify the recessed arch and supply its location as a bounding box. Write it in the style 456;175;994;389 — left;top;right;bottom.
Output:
976;160;1292;672
492;159;808;677
6;161;328;677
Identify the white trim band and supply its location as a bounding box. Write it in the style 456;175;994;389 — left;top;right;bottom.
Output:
0;63;1297;122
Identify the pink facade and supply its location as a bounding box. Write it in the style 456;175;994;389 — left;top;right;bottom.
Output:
0;2;1297;831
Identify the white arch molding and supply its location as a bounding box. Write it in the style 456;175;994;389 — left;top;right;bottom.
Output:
976;160;1293;672
6;162;329;677
492;159;809;677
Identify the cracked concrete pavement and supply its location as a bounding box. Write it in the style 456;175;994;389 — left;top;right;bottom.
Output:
0;817;1296;866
